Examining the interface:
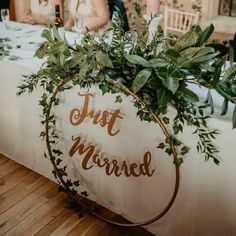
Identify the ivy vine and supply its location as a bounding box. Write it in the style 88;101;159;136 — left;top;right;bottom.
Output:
17;9;236;226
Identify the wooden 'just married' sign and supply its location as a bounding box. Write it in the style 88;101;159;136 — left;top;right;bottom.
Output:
68;92;155;178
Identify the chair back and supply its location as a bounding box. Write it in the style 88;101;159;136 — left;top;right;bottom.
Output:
164;7;200;35
10;0;16;21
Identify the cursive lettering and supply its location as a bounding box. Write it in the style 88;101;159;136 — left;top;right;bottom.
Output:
69;135;155;177
69;92;124;136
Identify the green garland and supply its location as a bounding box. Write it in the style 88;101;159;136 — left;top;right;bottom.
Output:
17;13;236;225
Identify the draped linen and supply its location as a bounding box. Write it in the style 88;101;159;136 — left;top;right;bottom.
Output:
1;22;236;236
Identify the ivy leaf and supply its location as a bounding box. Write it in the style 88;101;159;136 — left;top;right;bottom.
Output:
66;180;73;187
196;24;214;47
115;95;122;103
181;146;190;155
125;54;149;67
96;51;114;68
173;158;184;167
52;149;63;156
165;148;172;155
173;124;183;134
157;142;165;149
163;117;170;124
73;180;80;186
56;159;62;165
39;131;46;138
132;68;152;93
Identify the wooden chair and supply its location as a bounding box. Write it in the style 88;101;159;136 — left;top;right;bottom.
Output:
10;0;16;21
164;7;200;36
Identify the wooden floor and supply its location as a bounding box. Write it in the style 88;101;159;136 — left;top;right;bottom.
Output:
0;154;153;236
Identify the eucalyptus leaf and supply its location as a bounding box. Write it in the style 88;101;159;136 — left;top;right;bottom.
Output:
132;68;152;93
96;51;114;68
191;52;220;64
181;47;215;59
222;64;236;81
176;87;199;103
174;25;202;51
233;105;236;129
206;90;214;114
157;88;171;108
196;24;214;47
221;98;228;116
41;29;54;43
59;53;65;66
53;26;63;42
210;58;224;87
165;76;179;94
231;83;236;95
165;49;181;62
34;43;47;59
228;45;234;65
216;82;233;100
125;54;149;67
148;58;168;68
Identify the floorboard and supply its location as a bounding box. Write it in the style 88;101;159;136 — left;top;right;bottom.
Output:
0;154;154;236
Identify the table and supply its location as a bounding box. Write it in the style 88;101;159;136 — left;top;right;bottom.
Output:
1;22;236;236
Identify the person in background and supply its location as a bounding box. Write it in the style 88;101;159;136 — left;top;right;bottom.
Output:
108;0;129;32
65;0;109;34
20;0;63;25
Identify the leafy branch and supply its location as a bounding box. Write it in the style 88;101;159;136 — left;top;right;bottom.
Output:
16;7;236;226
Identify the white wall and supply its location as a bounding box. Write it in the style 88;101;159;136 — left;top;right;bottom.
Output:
14;0;24;21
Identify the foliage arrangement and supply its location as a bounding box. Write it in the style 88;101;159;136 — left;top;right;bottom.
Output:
17;9;236;225
0;38;11;60
0;37;21;61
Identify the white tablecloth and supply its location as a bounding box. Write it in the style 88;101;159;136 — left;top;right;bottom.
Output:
1;22;236;236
